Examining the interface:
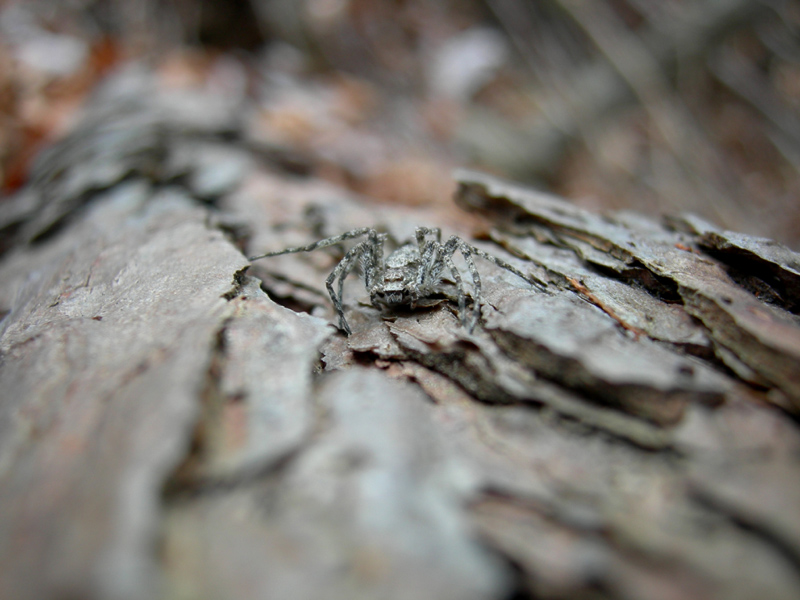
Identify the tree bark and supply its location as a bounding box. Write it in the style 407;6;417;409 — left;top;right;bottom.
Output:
1;71;800;600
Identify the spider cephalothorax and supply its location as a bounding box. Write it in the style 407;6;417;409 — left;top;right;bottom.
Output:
250;226;544;335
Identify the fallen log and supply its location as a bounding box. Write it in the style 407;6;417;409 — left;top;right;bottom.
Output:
1;73;799;600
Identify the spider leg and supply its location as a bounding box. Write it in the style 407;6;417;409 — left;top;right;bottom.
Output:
445;235;546;331
415;226;441;249
437;236;482;332
337;241;369;309
326;241;371;335
466;245;546;290
414;227;443;296
442;251;468;325
415;240;438;293
249;227;374;261
362;229;386;291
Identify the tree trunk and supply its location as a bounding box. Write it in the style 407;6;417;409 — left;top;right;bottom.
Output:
1;70;800;600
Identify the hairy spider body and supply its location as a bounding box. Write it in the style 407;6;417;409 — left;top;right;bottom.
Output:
373;244;417;306
250;226;544;335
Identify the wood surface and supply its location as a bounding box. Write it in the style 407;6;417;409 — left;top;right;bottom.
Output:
1;71;799;600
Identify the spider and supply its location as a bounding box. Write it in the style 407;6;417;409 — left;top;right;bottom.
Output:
249;226;545;335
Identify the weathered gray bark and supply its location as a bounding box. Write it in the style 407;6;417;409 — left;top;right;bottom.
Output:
1;73;800;600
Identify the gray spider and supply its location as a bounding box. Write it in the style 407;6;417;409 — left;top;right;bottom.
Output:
249;226;544;335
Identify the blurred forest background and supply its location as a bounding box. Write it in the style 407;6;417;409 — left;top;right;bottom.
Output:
0;0;798;247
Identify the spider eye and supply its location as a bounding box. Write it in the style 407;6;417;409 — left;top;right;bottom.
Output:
372;289;410;306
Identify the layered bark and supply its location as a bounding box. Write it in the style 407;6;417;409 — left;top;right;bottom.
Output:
1;75;799;600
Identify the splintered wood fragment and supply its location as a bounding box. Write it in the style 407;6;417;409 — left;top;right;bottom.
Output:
167;277;331;487
465;396;800;600
701;231;800;312
689;456;800;569
455;169;800;413
565;274;647;338
489;230;711;352
384;308;684;447
163;369;512;600
484;289;727;425
0;185;249;600
670;212;800;311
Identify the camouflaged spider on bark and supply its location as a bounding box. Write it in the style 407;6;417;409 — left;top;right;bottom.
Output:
250;226;545;335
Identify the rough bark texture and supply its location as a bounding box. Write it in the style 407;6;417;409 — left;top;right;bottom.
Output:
1;72;800;600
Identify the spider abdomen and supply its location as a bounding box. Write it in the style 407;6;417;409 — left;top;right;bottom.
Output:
384;244;420;269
